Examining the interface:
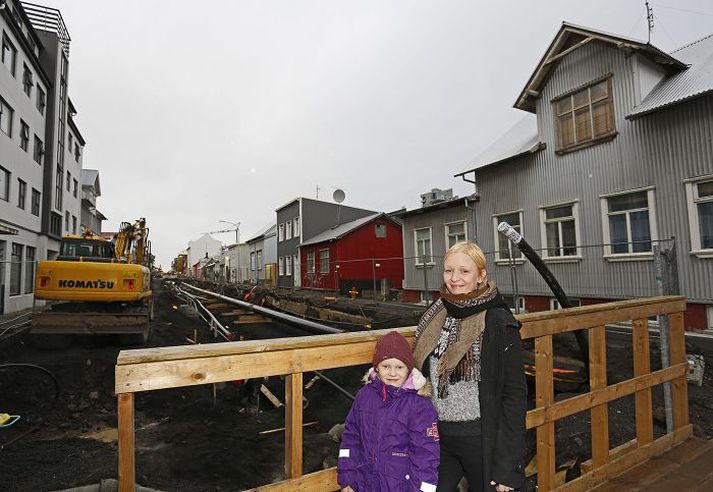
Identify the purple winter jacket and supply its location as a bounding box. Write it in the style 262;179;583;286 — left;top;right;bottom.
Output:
337;368;439;492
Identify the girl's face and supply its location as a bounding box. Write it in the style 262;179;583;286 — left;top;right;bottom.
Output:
443;251;486;295
376;358;410;387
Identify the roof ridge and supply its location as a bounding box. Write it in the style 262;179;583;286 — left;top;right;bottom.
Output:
671;32;713;54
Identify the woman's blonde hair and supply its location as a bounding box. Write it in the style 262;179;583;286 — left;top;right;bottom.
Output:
443;241;487;271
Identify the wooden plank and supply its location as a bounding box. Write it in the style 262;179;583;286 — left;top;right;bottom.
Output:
581;439;637;474
117;327;417;365
116;340;383;393
285;373;303;479
519;297;686;340
644;443;713;491
233;317;271;325
557;425;692;491
589;325;609;469
535;335;556;491
248;467;339;491
668;312;690;430
526;363;687;429
117;393;135;492
632;318;653;446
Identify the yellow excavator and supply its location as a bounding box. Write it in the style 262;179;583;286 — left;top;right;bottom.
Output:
31;218;153;345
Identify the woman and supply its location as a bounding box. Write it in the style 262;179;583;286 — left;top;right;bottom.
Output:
412;241;526;491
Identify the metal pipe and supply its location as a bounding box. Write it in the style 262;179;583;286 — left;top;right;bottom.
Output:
313;370;355;401
181;283;343;334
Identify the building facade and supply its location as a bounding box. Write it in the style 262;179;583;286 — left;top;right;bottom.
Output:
246;222;277;285
455;23;713;330
80;168;105;233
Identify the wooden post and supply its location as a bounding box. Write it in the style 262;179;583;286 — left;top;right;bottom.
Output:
589;325;609;468
117;393;135;492
668;312;690;430
285;373;303;479
632;318;653;445
535;335;555;491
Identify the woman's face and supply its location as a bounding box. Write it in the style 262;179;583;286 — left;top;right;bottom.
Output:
443;251;486;295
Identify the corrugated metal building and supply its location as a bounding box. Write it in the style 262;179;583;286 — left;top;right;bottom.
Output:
455;23;713;330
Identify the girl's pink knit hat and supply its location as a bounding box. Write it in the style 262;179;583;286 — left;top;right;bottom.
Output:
372;331;414;374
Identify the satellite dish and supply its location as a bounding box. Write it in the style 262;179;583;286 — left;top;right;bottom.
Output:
333;189;345;203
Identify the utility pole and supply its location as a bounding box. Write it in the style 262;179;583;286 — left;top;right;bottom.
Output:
220;220;241;282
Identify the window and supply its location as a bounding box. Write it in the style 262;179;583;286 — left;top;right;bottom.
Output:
550;298;581;310
55;167;63;209
278;223;285;242
67;171;71;191
33;135;44;164
74;143;80;162
494;211;523;261
285;255;292;276
541;203;579;258
68;133;73;149
250;251;256;271
73;179;78;198
1;33;16;76
286;220;293;240
24;246;35;294
414;227;433;265
256;250;262;270
293;218;299;238
601;189;656;256
554;77;615;153
50;212;62;236
65;211;70;231
685;176;713;256
375;223;387;238
20;120;29;151
31;188;40;215
503;295;526;314
278;256;284;275
319;249;330;273
306;251;315;274
36;85;45;114
0;166;9;201
445;221;467;249
10;243;22;295
17;179;26;209
22;63;33;96
72;215;77;234
1;97;13;136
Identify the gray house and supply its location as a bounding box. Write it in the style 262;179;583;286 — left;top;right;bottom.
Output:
275;197;376;288
397;192;478;303
246;222;277;285
455;23;713;330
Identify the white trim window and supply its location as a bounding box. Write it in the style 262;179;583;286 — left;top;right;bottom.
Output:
0;97;13;136
285;255;292;276
319;249;330;274
2;33;17;77
306;251;315;274
550;298;581;310
278;223;285;242
256;250;262;270
684;176;713;258
600;188;657;259
445;221;467;249
0;166;10;201
293;217;300;239
286;220;293;240
414;227;433;265
278;256;285;275
493;211;523;262
540;202;580;260
250;251;256;271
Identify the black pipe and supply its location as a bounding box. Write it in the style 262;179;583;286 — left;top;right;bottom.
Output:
497;222;590;373
0;363;61;399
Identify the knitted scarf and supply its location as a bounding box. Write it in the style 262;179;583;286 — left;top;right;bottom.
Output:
413;281;502;398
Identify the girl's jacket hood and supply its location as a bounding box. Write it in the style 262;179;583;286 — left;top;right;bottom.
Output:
363;367;433;398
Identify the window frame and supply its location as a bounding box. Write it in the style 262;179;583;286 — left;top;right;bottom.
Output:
413;227;434;266
1;96;13;137
19;119;29;151
292;217;299;239
550;297;581;310
17;178;26;209
600;187;658;261
22;63;33;97
285;255;292;276
552;75;616;154
493;210;525;264
33;135;44;164
0;166;9;201
539;201;582;262
24;246;35;294
1;32;16;77
684;175;713;258
278;223;285;242
31;188;40;216
285;219;292;240
73;178;78;198
319;248;330;274
10;242;23;296
306;250;315;274
36;85;46;114
444;220;467;249
278;256;284;276
256;250;262;271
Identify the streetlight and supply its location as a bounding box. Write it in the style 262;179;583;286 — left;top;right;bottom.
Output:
220;220;241;282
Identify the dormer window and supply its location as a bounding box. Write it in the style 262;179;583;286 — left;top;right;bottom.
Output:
553;76;615;153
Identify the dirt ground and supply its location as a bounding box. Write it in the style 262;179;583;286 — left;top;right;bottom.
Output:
1;280;712;491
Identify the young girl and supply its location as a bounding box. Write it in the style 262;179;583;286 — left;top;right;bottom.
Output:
338;331;440;492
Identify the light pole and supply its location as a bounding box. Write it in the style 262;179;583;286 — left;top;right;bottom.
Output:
220;220;241;281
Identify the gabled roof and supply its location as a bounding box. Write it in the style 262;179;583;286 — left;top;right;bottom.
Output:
81;169;100;195
300;213;394;247
246;222;277;243
398;194;478;218
454;115;543;176
628;33;713;118
515;22;686;113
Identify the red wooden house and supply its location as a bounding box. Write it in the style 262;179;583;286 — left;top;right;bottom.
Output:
299;213;403;295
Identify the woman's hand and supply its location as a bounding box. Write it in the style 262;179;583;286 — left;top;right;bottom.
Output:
490;481;513;491
342;487;355;492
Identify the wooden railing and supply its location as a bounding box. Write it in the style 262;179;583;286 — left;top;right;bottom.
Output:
115;296;690;491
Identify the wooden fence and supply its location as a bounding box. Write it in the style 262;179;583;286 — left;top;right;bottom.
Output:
115;295;690;491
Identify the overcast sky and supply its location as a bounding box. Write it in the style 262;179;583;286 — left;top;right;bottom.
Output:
43;0;713;269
